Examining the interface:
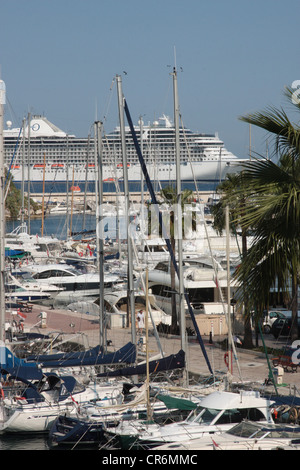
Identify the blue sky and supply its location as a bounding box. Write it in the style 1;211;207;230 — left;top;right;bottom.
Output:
0;0;299;160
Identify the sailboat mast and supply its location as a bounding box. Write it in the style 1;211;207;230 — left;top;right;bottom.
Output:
82;134;90;230
173;67;188;385
116;75;137;353
226;205;233;375
27;112;31;234
66;134;69;240
41;153;46;237
96;121;105;352
21;117;25;227
0;80;6;343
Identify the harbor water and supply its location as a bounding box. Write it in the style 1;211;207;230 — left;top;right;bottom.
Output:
0;434;49;450
3;183;219;451
14;179;219;195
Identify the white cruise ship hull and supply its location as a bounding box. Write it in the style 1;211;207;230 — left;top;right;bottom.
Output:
9;159;245;185
5;114;247;187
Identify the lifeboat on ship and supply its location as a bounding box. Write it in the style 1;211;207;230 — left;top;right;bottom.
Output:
51;163;64;168
70;185;81;192
116;163;130;168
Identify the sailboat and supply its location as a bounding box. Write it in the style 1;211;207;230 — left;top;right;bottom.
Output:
0;366;124;433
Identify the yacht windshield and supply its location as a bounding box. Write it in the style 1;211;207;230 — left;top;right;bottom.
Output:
186;406;221;425
186;406;266;426
227;421;300;440
227;422;262;438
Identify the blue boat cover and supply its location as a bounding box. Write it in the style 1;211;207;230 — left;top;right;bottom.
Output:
37;342;136;368
97;350;185;378
1;366;44;381
26;345;102;363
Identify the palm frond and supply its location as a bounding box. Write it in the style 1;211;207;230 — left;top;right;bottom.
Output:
239;106;300;158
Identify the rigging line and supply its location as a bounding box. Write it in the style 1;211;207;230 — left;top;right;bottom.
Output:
101;78;116;124
124;98;213;376
130;238;164;358
5;125;22;188
5;97;20;127
180;115;243;382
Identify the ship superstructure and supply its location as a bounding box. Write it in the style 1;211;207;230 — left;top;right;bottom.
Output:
4;115;245;185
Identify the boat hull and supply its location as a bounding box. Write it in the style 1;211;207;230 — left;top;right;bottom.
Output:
9;159;245;185
49;415;104;447
0;403;74;433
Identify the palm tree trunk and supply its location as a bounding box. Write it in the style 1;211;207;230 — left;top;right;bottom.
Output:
241;221;254;349
291;270;299;342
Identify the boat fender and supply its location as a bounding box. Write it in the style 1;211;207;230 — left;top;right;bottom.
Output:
0;386;4;400
272;408;278;421
224;352;229;368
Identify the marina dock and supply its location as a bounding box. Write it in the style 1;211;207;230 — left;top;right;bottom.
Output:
30;190;212;205
12;302;300;394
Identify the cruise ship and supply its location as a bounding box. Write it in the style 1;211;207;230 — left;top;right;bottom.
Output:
4;115;246;190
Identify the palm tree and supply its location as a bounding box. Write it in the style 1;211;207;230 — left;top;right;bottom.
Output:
238;90;300;341
210;173;254;348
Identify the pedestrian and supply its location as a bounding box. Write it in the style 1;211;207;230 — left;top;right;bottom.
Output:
137;309;145;335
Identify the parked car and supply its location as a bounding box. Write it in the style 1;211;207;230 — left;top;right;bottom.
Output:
263;310;291;334
271;316;300;339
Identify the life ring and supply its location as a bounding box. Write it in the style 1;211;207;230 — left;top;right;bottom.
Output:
79;252;83;257
289;407;299;422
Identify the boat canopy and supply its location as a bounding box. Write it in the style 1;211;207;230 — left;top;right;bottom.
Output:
26;344;102;364
97;350;185;378
156;393;198;411
34;342;136;368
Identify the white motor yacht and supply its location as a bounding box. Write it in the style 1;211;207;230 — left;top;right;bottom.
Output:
155;420;300;451
104;390;275;450
24;263;123;305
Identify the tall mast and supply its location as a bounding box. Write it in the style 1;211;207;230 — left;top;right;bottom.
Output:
116;75;136;353
96;121;105;352
0;80;6;344
66;134;69;240
27;112;31;234
173;67;188;385
226;205;233;376
82;134;90;230
41;153;46;236
21;117;25;227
